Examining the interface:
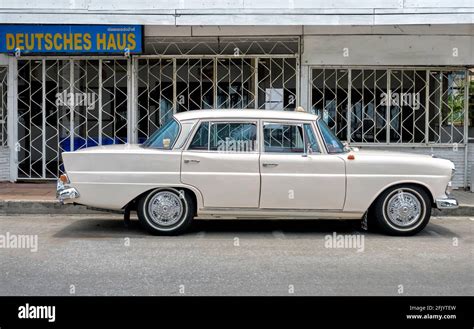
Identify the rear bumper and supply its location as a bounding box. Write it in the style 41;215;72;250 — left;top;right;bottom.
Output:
56;179;80;204
435;198;459;209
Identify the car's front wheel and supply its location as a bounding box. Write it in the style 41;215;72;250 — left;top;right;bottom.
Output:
372;185;431;236
137;188;195;235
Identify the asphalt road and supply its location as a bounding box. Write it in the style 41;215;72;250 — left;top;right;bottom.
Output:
0;214;472;296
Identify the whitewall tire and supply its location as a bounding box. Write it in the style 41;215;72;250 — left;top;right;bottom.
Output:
137;188;195;235
372;185;431;236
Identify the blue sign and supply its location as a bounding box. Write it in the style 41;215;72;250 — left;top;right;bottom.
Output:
0;25;142;54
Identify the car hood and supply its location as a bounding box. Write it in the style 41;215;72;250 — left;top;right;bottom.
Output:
353;148;453;163
342;148;455;173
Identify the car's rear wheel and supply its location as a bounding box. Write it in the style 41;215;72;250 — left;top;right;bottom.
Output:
372;185;431;236
137;188;195;235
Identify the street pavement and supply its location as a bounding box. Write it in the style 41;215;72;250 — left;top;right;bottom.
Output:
0;214;472;296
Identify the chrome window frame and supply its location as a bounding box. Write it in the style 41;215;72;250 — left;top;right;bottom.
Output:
260;119;326;155
184;118;260;154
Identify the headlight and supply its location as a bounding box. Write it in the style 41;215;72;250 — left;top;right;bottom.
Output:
451;168;456;180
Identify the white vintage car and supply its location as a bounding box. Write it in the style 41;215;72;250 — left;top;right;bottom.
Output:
57;109;458;236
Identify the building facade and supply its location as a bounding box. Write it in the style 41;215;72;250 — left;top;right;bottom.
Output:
0;1;473;188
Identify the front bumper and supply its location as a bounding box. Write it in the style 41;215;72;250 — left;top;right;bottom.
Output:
56;179;79;204
435;198;459;209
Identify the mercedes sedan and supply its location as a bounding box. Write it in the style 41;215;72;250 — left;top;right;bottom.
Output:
57;109;458;236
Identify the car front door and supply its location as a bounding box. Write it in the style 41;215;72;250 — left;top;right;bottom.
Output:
181;120;260;208
259;121;346;210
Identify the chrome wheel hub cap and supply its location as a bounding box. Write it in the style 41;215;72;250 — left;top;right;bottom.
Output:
386;190;422;227
148;191;183;226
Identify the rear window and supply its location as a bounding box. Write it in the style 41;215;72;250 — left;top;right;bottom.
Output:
142;119;180;149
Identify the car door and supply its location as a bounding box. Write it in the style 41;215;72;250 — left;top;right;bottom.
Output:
181;120;260;208
259;121;346;210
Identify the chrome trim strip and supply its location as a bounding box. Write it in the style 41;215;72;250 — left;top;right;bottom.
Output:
198;207;362;219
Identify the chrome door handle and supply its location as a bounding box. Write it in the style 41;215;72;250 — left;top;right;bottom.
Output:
262;163;278;167
184;159;200;164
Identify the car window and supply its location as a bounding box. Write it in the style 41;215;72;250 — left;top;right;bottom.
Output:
188;121;257;152
317;119;346;154
189;122;209;150
142;118;180;149
210;122;257;152
263;123;305;153
303;124;320;153
174;121;196;149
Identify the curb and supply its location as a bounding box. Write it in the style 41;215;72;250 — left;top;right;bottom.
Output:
1;200;473;216
0;200;104;215
432;206;474;217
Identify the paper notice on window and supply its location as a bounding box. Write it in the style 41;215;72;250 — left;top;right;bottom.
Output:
265;88;284;111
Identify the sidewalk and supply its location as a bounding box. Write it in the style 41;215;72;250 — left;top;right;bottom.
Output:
0;182;100;214
0;181;473;215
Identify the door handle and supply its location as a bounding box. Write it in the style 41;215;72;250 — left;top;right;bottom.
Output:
262;163;278;167
184;159;200;164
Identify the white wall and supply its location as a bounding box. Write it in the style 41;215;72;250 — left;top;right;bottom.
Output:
3;0;473;10
0;0;472;25
143;25;474;67
144;24;474;37
302;35;474;66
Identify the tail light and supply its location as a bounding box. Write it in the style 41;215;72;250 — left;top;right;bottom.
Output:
59;174;70;184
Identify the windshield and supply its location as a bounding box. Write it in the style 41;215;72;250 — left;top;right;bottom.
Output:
317;119;346;154
142;119;180;149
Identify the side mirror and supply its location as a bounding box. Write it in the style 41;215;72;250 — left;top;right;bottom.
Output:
342;141;351;152
342;141;359;152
